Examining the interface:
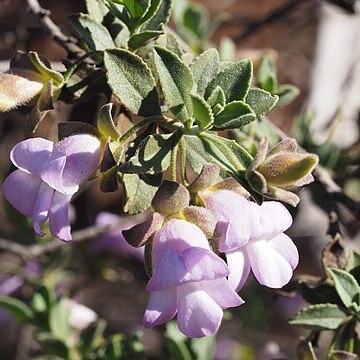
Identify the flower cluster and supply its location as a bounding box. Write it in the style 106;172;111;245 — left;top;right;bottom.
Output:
3;134;103;241
122;167;299;338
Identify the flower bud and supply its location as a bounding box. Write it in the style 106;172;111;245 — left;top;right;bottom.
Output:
151;180;190;215
246;137;319;206
0;74;43;112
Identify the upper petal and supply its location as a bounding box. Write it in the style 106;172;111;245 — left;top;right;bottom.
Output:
152;220;210;267
177;283;223;338
48;191;72;242
143;288;178;328
247;239;294;288
10;138;53;176
3;170;42;217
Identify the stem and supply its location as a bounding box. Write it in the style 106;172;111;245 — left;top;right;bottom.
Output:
63;51;103;82
179;137;189;186
170;143;179;181
118;117;160;144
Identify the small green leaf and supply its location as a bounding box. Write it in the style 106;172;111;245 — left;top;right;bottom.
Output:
213;101;256;130
67;13;115;51
122;173;162;214
289;303;349;330
328;268;360;309
142;0;172;30
140;0;162;24
191;336;216;360
191;94;214;129
49;299;71;343
100;165;120;192
258;55;278;93
38;333;69;359
0;296;34;322
156;33;183;57
205;59;252;102
190;48;220;95
153;46;194;122
120;132;181;174
86;0;109;23
207;86;225;113
128;28;163;50
275;84;300;107
104;48;161;116
165;321;192;360
245;88;279;118
185;134;213;174
97;103;121;141
80;319;107;354
123;0;151;24
346;250;360;272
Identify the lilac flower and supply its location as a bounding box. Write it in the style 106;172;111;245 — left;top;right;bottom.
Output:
92;212;144;261
3;134;103;241
143;219;243;338
205;190;298;291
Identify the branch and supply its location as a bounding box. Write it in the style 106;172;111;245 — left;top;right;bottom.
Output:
26;0;83;58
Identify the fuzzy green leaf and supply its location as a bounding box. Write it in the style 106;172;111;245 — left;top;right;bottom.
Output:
156;33;183;57
86;0;109;22
104;48;161;116
191;94;214;129
207;86;226;113
289;303;349;330
185;134;212;174
213;101;256;130
128;28;163;49
123;0;151;24
0;296;34;322
140;0;162;24
142;0;172;30
38;333;69;359
67;13;115;51
49;299;71;343
328;268;360;309
205;59;252;102
97;103;121;141
120;132;182;174
258;55;278;93
245;88;279;118
346;250;360;273
275;84;300;107
190;48;220;95
123;173;162;214
153;46;193;122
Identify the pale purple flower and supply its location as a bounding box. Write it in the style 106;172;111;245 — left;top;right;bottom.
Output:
65;299;97;331
92;212;144;261
3;134;103;241
205;190;298;291
143;219;243;338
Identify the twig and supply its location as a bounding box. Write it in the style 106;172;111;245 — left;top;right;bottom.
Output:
230;0;314;43
26;0;83;58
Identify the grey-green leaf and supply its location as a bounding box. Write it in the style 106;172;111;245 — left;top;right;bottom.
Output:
245;88;279;118
191;94;214;129
86;0;109;23
328;268;360;308
120;132;182;174
289;303;349;330
0;296;34;322
142;0;172;31
156;33;183;57
207;86;226;113
123;173;162;214
104;48;161;116
190;48;220;95
67;13;115;51
205;59;252;102
275;84;300;107
258;55;278;93
128;29;164;50
153;46;193;122
213;101;256;130
49;299;71;343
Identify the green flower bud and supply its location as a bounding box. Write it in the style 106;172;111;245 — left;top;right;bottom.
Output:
246;137;319;206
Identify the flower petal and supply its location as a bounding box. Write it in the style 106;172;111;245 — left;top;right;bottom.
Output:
32;182;54;236
268;233;299;270
3;170;42;217
147;251;187;291
202;279;244;308
182;247;229;282
247;240;294;288
177;283;223;338
10;138;53;176
226;250;251;291
143;289;178;327
41;153;70;193
152;220;209;267
48;191;72;242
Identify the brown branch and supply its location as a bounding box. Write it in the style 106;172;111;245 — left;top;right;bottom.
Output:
26;0;83;58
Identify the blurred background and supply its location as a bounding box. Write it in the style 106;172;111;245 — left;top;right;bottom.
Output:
1;0;360;359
